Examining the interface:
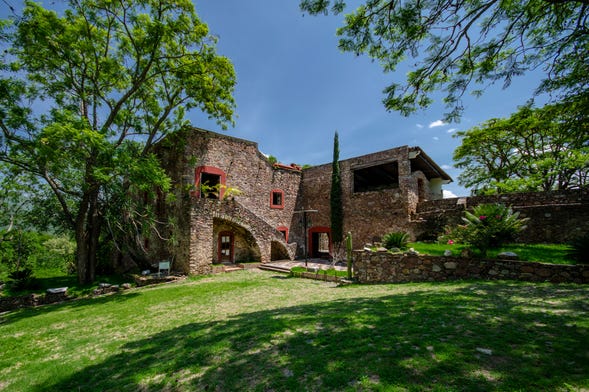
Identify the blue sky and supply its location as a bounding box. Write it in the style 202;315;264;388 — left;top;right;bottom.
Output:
190;0;548;197
1;0;547;197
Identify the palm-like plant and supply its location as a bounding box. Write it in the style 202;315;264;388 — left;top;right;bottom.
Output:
459;204;529;256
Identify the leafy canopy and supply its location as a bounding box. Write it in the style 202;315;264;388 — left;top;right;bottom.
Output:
0;0;236;283
453;96;589;193
300;0;589;120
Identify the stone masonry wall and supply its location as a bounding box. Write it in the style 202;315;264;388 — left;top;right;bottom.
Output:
294;146;425;252
154;128;301;274
355;251;589;284
414;189;589;243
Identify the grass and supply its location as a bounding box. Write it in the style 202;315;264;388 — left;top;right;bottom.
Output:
291;266;348;277
0;267;130;298
1;270;588;391
409;242;575;265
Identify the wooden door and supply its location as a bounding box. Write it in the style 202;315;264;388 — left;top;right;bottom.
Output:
218;232;234;263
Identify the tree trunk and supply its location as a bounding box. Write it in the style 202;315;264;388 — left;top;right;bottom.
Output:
75;189;101;284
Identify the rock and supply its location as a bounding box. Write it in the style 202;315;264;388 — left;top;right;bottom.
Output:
476;347;493;355
444;262;457;270
432;264;442;272
497;252;519;260
98;283;112;288
121;283;132;290
141;270;151;275
389;247;401;253
444;250;452;256
376;247;388;252
407;248;419;255
46;287;68;294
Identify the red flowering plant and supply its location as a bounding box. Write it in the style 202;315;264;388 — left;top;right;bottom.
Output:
459;203;529;256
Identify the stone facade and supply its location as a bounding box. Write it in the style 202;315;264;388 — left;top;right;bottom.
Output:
151;127;586;276
290;146;451;255
151;128;300;274
354;251;589;284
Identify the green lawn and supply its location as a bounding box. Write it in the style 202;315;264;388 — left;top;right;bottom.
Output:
1;270;588;391
409;242;575;264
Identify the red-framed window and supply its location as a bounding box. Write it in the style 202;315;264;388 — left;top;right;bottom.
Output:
270;189;284;209
195;166;226;199
276;226;289;242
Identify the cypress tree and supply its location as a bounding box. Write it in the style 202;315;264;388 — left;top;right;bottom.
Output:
330;131;343;244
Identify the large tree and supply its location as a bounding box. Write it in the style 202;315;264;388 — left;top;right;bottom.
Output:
453;97;589;193
300;0;589;120
0;0;236;283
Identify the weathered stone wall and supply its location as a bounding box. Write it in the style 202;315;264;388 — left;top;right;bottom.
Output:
354;251;589;284
414;189;589;243
153;128;301;274
293;146;446;252
0;291;68;312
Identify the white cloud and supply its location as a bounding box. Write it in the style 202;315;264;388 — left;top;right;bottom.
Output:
429;120;446;128
441;164;452;170
443;189;457;198
416;123;424;129
446;128;457;133
432;136;439;141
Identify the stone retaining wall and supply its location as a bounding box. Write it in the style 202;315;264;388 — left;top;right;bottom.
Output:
354;251;589;284
0;291;69;312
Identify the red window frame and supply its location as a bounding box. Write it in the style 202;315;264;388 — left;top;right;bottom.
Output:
195;166;226;199
270;189;284;209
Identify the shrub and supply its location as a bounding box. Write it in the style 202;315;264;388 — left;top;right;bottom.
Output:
453;203;529;257
8;267;40;291
568;233;589;264
382;231;409;250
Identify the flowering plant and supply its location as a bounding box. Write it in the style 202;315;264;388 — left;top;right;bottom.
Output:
459;203;529;256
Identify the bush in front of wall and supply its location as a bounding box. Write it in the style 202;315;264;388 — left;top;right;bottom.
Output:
382;231;409;250
568;233;589;264
456;203;529;257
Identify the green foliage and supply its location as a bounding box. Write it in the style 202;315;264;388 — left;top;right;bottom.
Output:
568;233;589;264
345;231;353;279
330;131;344;243
7;267;39;291
382;231;409;250
451;204;529;257
199;182;242;200
267;155;278;165
453;99;589;193
0;0;236;283
300;0;588;120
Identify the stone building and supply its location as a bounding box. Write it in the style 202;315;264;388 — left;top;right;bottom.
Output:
151;127;451;274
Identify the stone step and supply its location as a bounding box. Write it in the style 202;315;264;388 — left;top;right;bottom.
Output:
258;264;291;274
224;266;244;273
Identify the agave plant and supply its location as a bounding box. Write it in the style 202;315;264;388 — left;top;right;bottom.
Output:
382;231;409;250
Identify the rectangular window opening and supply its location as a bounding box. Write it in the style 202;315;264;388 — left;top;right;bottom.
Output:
353;161;399;193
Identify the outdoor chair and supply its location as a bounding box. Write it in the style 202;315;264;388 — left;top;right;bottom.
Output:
158;260;170;277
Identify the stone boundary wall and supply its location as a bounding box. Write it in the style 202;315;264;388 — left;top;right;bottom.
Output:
0;291;68;312
414;189;589;243
354;251;589;284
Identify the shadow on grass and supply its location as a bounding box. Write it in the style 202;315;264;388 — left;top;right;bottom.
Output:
33;281;588;391
1;290;142;325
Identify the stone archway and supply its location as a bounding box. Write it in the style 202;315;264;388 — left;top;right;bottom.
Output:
213;218;261;264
